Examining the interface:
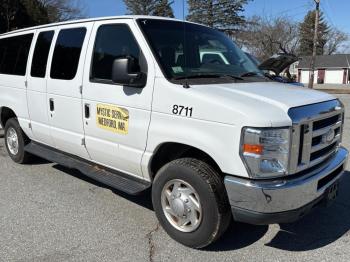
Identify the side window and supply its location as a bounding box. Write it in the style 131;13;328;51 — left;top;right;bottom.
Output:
0;34;33;76
91;24;140;81
31;31;54;78
0;40;5;68
50;28;86;80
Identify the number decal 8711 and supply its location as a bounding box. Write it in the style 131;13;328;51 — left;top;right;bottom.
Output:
172;105;193;117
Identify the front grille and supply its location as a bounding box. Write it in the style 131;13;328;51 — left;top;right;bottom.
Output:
310;142;337;162
289;100;344;174
313;114;340;130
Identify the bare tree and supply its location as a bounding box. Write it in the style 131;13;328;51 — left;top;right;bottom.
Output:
39;0;86;22
238;15;300;61
324;29;349;55
0;0;20;32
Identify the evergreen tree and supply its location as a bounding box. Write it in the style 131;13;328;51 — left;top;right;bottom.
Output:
153;0;174;18
124;0;157;16
124;0;174;17
298;10;329;56
187;0;250;36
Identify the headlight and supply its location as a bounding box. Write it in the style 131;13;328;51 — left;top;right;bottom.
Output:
240;127;291;179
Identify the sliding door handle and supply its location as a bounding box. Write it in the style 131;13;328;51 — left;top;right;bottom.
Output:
49;98;54;111
84;103;90;119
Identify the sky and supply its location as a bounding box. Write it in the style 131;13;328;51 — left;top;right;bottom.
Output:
80;0;350;34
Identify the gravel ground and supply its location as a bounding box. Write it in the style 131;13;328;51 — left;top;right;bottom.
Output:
0;95;349;262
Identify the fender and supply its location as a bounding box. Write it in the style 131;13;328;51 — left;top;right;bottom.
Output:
141;111;249;181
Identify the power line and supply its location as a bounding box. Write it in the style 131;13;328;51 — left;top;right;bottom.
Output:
263;4;310;18
320;3;336;28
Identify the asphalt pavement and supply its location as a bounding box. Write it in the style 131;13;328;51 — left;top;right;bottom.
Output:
0;94;349;262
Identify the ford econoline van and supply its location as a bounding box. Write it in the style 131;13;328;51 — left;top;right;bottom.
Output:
0;16;348;248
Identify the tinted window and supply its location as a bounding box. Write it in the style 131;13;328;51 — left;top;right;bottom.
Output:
138;19;262;81
31;31;54;78
91;24;140;81
50;28;86;80
0;40;5;66
0;34;33;76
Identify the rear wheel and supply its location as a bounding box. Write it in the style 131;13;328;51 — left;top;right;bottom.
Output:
4;118;32;164
152;158;231;248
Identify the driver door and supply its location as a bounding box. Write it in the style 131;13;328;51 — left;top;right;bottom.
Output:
81;20;155;178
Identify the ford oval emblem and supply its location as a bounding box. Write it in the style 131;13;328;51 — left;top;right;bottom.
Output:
323;129;335;144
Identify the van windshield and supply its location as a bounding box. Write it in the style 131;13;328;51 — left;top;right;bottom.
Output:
137;19;263;83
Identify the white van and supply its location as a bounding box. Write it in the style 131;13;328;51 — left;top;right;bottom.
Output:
0;16;348;248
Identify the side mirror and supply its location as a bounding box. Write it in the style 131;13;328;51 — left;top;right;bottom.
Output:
111;57;146;88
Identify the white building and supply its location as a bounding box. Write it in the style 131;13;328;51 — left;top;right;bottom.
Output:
297;54;350;85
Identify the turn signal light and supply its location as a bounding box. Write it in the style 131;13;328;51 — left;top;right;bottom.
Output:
243;144;264;155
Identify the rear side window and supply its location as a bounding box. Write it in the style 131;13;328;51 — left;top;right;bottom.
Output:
50;28;86;80
31;31;54;78
91;24;140;81
0;42;5;68
0;34;33;76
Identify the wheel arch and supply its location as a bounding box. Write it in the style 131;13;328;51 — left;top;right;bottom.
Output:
149;142;222;181
0;107;17;128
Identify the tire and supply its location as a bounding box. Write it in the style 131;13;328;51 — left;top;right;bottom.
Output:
4;118;32;164
152;158;231;248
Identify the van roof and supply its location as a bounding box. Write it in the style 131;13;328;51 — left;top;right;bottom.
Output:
0;15;187;37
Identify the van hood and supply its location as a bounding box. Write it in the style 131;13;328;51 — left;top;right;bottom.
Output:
198;81;334;110
187;81;335;127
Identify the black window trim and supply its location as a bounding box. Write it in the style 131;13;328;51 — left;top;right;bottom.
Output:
50;26;87;81
30;30;55;78
89;23;146;86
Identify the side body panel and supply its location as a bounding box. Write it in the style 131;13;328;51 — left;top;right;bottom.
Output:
46;23;94;159
26;29;56;146
142;78;246;179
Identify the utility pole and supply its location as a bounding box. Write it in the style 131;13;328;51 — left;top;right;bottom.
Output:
308;0;320;89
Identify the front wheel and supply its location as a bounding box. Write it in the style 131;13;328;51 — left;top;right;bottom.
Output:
152;158;231;248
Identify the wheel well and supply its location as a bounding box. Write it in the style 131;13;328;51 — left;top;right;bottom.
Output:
0;107;17;128
149;142;222;180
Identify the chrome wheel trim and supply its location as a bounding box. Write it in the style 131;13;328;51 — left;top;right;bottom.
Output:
6;127;19;156
161;179;202;233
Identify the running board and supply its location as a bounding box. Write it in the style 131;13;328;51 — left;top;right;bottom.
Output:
25;142;151;195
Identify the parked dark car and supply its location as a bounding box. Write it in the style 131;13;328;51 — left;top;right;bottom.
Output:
246;53;304;87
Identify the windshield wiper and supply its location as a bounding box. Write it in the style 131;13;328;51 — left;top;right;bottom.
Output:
174;73;243;81
240;72;260;77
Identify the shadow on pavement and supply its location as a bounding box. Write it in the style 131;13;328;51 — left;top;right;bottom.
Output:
52;164;154;211
206;222;269;251
52;163;350;252
26;155;52;165
208;170;350;252
266;171;350;251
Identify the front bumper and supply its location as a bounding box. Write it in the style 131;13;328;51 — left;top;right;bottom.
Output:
224;147;349;225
